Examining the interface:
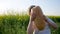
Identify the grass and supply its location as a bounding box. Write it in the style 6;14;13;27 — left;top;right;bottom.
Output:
0;14;60;34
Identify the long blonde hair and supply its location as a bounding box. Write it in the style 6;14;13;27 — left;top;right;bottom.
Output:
32;6;46;30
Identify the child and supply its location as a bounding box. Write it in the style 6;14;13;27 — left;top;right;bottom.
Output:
27;5;58;34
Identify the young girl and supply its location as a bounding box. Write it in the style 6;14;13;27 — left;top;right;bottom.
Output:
27;5;58;34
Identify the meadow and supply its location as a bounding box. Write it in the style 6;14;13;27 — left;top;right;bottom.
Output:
0;14;60;34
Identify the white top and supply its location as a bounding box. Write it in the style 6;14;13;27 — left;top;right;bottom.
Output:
33;17;55;34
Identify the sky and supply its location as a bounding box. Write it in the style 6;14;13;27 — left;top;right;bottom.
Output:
0;0;60;16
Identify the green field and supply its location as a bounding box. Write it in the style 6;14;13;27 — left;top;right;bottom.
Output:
0;14;60;34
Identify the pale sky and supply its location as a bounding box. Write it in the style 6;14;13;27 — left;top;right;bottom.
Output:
0;0;60;16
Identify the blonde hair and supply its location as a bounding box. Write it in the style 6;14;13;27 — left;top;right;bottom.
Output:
32;6;46;30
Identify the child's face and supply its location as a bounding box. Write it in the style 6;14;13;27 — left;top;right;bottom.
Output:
29;5;35;16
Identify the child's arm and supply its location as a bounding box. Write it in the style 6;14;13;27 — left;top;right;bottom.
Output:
27;8;36;34
27;21;34;34
44;15;58;29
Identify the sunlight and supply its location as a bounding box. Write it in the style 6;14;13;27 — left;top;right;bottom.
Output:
0;0;60;16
